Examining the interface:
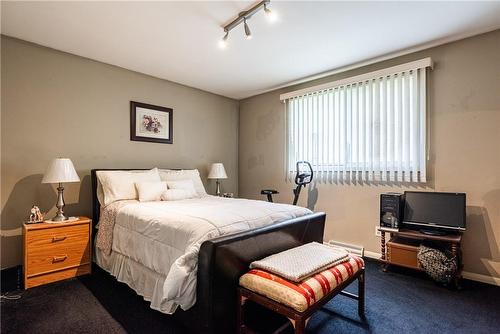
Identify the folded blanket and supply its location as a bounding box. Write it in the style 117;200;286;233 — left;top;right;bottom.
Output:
95;200;137;255
250;242;350;282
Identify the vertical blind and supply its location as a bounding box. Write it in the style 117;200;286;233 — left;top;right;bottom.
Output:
283;58;432;183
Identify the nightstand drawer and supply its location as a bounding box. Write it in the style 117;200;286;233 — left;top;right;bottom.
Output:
26;240;90;277
26;223;89;251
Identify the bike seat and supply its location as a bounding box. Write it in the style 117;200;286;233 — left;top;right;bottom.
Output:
261;189;279;195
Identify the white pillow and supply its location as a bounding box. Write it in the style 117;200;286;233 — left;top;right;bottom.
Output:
135;181;167;202
166;179;197;197
161;189;197;201
96;169;158;205
96;179;105;206
158;169;207;196
96;168;161;206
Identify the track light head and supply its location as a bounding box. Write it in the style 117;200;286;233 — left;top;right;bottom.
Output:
264;4;277;23
219;31;229;49
244;18;252;40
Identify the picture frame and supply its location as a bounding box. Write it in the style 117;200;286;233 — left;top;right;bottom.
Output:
130;101;173;144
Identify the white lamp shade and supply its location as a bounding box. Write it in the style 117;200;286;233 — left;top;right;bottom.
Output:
208;163;227;179
42;158;80;184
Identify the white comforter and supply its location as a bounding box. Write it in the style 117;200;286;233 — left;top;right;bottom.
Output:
109;195;312;313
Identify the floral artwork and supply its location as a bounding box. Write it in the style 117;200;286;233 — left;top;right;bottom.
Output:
143;115;162;133
130;101;173;144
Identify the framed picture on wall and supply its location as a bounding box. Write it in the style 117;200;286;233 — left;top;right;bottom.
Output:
130;101;173;144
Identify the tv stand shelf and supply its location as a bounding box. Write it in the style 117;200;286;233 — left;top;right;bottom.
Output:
379;228;463;287
386;228;461;243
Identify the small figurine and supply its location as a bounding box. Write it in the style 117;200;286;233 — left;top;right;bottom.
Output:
29;206;44;223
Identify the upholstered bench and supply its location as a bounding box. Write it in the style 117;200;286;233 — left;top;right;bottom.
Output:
237;255;365;334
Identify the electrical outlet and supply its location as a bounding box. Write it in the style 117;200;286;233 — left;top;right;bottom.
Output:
375;226;381;237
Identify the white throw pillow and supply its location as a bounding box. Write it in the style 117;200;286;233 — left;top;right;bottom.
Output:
135;181;167;202
161;189;197;201
158;169;207;196
166;179;197;197
96;168;161;206
96;180;105;206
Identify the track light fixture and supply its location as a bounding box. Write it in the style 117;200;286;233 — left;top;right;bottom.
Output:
264;4;271;14
219;0;276;48
243;18;252;40
264;3;277;23
219;31;229;48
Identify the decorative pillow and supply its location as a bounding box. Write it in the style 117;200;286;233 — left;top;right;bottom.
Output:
96;169;157;206
96;168;161;206
161;188;197;201
159;169;207;196
166;179;197;197
96;179;105;206
135;181;167;202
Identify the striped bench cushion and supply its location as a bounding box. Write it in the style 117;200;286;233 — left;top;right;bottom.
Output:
239;255;364;312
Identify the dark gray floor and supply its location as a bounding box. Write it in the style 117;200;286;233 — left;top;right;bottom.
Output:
2;259;500;333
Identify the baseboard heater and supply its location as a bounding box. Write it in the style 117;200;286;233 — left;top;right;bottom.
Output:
325;240;365;257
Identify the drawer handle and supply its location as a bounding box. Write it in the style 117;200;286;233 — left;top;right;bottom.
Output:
52;236;67;242
52;255;67;263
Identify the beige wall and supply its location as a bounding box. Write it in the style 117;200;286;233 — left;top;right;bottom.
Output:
2;31;500;280
1;36;239;269
239;30;500;279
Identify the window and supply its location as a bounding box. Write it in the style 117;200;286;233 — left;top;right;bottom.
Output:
283;58;431;183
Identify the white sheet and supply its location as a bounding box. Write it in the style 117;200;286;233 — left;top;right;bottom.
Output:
95;247;168;312
107;195;312;313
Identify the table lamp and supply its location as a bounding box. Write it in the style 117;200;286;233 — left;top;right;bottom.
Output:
42;158;80;221
208;163;227;196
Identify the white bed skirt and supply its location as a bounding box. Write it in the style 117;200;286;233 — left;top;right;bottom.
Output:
95;246;171;314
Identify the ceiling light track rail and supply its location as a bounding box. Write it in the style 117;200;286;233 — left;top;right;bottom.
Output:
223;0;270;33
219;0;276;48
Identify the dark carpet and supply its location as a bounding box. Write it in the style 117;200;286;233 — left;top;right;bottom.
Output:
2;259;499;334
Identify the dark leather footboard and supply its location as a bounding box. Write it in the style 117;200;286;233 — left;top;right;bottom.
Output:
174;212;326;334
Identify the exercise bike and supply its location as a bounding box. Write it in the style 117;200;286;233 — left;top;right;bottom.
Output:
261;161;314;205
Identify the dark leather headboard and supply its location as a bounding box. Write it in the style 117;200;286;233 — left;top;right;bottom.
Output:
90;168;181;235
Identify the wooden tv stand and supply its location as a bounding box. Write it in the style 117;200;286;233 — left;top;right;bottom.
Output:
378;227;463;286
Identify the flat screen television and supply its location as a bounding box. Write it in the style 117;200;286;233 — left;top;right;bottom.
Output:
403;191;466;233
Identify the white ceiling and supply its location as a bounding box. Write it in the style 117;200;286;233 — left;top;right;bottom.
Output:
2;1;500;99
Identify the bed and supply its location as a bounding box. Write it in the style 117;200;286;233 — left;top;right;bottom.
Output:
91;168;326;333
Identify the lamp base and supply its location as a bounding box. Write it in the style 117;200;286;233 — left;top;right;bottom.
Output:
51;212;68;222
51;183;68;222
215;180;222;196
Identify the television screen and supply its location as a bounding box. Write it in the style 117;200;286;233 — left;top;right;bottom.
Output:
403;191;466;230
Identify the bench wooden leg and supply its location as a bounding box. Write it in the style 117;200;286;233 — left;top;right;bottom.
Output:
358;269;365;317
290;317;309;334
293;318;306;334
237;291;246;334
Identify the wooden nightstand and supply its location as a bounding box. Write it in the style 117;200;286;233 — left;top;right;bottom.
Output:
23;216;92;289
